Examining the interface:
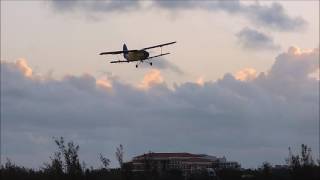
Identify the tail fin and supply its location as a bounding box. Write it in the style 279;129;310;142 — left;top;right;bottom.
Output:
123;44;128;59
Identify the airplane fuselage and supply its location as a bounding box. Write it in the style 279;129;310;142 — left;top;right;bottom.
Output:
125;50;149;61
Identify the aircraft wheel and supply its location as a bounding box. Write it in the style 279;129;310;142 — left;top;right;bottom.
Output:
150;62;152;66
136;64;138;68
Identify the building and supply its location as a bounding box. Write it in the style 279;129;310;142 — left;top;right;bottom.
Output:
211;156;240;169
129;152;240;175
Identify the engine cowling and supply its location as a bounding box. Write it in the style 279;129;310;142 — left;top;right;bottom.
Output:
144;51;149;59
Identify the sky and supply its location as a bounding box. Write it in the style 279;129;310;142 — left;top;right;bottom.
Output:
1;0;319;169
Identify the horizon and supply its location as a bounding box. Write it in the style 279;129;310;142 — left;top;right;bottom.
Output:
1;0;319;169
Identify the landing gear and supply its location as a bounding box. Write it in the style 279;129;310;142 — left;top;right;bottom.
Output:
134;61;151;68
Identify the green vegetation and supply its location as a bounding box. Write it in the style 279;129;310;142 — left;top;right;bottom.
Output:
1;137;319;180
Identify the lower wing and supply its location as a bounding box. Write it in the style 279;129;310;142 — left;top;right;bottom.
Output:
147;53;170;60
110;53;170;63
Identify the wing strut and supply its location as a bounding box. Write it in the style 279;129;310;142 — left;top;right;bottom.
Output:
147;53;170;60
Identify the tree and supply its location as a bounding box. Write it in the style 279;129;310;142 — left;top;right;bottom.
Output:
286;144;318;180
300;144;314;166
56;137;82;177
286;147;301;168
286;144;314;168
44;137;83;179
261;162;272;179
116;144;124;168
99;153;110;170
142;152;158;180
43;150;64;178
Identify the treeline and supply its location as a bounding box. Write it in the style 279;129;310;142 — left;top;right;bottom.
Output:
1;137;319;180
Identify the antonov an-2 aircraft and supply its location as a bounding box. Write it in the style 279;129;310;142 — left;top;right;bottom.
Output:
99;41;176;68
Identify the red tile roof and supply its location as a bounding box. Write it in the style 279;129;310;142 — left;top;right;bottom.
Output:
134;152;201;159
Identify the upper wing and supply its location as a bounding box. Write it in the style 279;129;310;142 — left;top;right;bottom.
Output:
99;50;137;55
141;41;176;50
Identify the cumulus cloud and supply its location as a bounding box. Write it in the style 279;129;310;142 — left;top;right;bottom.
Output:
138;69;164;89
1;47;318;168
269;47;319;80
50;0;307;31
15;58;33;77
236;27;280;50
96;77;112;90
196;76;205;86
235;68;257;81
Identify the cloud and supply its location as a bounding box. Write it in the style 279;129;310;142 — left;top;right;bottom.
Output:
50;0;140;13
196;76;205;86
241;2;306;31
49;1;306;31
1;47;318;168
138;69;164;89
152;1;307;31
15;58;33;77
269;47;319;80
236;27;280;50
235;68;257;81
96;78;112;90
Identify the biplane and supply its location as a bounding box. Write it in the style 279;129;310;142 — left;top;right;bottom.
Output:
99;41;176;68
